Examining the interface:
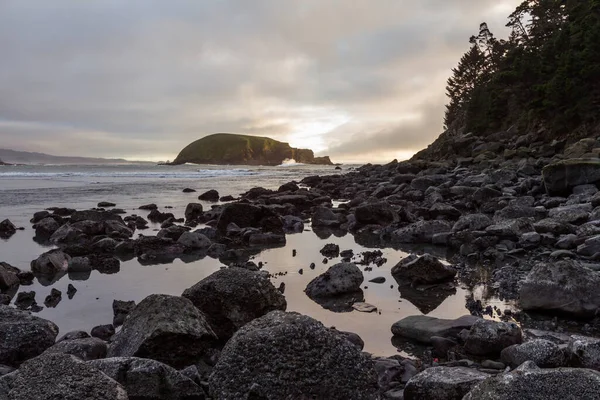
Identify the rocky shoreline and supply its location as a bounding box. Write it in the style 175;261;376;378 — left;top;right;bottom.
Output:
2;132;600;398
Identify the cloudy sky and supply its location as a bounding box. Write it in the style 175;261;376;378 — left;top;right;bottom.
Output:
0;0;520;163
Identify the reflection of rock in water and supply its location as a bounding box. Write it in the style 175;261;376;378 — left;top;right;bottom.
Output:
398;283;456;314
308;290;365;313
391;335;431;360
312;226;347;240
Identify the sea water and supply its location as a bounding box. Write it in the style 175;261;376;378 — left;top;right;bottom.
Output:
0;163;513;355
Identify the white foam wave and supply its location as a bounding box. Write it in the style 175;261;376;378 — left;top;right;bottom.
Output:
0;169;259;179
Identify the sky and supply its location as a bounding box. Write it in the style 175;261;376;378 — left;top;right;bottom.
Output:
0;0;521;163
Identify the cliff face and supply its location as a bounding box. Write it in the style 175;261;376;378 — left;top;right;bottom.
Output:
171;133;333;166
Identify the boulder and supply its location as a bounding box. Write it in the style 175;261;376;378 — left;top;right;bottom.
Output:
177;231;211;250
312;206;344;227
391;315;480;344
2;352;128;400
543;159;600;195
464;319;522;356
208;311;378;400
157;225;189;241
89;357;205;400
107;294;217;368
354;202;398;226
34;217;60;238
568;335;600;370
548;203;591;224
391;254;456;284
464;361;600;399
0;306;59;367
31;249;71;275
305;262;364;298
0;219;16;238
184;203;203;221
198;189;220;202
182;268;286;341
282;215;304;233
391;220;452;243
0;262;19;290
519;261;600;317
44;337;107;361
216;203;281;233
501;339;565;368
404;367;489;400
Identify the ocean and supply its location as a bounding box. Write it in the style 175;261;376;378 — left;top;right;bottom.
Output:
0;163;512;356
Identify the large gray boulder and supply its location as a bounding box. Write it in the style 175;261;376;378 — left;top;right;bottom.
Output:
208;311;378;400
30;249;71;275
464;319;522;356
464;361;600;399
567;335;600;371
501;339;565;368
354;202;398;226
0;263;19;291
543;159;600;195
89;357;205;400
391;254;456;284
177;231;211;250
107;294;217;368
44;337;107;361
519;261;600;317
34;217;60;238
305;262;364;298
184;203;203;221
391;315;480;344
404;367;489;400
182;268;286;341
0;306;59;367
2;352;128;400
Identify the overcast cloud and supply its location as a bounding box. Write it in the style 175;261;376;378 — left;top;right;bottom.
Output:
0;0;520;162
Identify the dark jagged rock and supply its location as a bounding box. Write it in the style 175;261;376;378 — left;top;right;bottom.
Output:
543;159;600;195
0;262;19;291
90;357;205;400
519;260;600;317
464;319;523;356
198;189;220;202
0;219;17;239
208;311;377;400
107;294;217;368
391;254;457;285
463;361;600;399
184;203;203;220
0;305;59;367
171;133;333;166
305;262;363;298
182;268;286;341
391;315;480;344
404;367;490;400
2;352;128;399
501;339;565;368
44;337;107;361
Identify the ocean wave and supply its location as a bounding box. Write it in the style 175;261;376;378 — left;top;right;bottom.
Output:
0;169;259;179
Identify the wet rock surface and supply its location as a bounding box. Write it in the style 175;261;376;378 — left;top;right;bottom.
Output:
1;352;128;400
182;268;286;341
107;294;217;368
208;311;378;400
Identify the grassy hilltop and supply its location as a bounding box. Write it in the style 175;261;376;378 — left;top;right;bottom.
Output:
171;133;333;166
